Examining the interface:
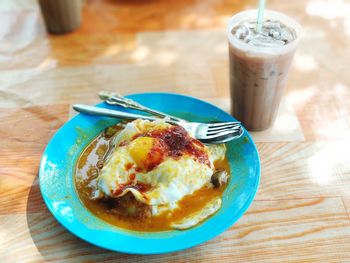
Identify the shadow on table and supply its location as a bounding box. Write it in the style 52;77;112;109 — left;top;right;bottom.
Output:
25;175;206;261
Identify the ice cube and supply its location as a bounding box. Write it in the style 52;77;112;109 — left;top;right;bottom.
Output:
264;20;281;30
268;29;281;40
249;35;285;47
280;28;294;43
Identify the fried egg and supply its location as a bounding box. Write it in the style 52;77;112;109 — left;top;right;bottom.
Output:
97;119;226;215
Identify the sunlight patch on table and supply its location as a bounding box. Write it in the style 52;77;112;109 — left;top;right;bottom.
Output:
293;53;317;71
306;0;350;19
308;140;350;185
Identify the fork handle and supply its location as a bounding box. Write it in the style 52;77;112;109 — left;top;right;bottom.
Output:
73;104;180;125
99;92;186;122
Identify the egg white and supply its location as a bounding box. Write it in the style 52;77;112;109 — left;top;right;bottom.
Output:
97;119;226;216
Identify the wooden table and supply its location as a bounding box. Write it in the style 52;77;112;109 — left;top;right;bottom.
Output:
1;0;350;262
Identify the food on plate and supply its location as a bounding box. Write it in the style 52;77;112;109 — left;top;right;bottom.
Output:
211;170;229;187
75;119;230;231
171;197;222;230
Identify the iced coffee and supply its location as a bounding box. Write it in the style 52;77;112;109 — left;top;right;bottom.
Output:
228;10;301;131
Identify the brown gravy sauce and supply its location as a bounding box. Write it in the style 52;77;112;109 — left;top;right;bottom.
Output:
75;123;230;231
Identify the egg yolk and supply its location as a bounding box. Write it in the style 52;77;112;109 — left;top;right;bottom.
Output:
129;137;166;172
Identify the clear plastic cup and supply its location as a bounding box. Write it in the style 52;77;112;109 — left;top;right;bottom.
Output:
227;10;302;131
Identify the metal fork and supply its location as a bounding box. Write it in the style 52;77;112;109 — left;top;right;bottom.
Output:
98;91;244;143
73;104;244;144
98;91;186;123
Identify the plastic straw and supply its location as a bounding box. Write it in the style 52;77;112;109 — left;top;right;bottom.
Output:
256;0;266;32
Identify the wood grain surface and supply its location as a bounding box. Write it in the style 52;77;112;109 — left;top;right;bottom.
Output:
1;0;350;262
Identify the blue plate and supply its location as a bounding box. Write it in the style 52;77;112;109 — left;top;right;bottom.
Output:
39;93;260;254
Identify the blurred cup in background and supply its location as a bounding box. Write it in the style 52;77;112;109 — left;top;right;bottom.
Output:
39;0;82;34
